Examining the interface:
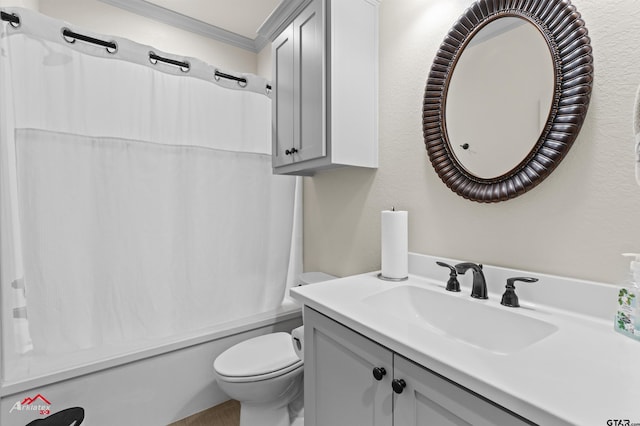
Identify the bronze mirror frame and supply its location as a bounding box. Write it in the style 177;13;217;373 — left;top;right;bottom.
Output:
423;0;593;203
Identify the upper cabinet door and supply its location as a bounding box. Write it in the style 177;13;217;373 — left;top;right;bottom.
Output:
272;24;295;167
293;0;325;163
272;0;324;168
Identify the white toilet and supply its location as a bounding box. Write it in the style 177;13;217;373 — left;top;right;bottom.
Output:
213;272;335;426
213;332;303;426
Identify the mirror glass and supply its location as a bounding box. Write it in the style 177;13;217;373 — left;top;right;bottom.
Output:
445;16;555;179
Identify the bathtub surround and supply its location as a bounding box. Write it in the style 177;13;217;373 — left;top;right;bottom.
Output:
303;0;640;285
0;7;301;425
1;310;302;425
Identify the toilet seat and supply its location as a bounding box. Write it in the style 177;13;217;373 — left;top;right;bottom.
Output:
214;332;303;383
216;361;302;383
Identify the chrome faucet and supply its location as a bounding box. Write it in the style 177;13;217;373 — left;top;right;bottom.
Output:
455;262;488;299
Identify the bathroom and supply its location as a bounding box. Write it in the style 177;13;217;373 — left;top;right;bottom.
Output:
1;0;640;425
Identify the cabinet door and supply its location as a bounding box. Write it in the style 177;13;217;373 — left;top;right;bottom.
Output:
304;307;393;426
293;0;325;162
393;355;533;426
272;23;294;167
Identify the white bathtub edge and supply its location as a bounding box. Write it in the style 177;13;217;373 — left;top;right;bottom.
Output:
1;304;302;397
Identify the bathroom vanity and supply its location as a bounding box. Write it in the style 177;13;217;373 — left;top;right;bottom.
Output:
290;253;640;426
303;308;529;425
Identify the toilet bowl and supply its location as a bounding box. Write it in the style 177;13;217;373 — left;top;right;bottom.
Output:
213;332;303;426
213;272;336;426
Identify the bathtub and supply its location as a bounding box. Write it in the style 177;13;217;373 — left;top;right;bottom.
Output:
0;301;302;426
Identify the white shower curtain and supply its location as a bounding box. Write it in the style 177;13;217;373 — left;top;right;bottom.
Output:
0;8;300;383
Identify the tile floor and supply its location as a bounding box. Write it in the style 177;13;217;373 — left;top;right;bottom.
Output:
168;400;240;426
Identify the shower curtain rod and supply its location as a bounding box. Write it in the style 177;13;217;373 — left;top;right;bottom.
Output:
2;10;272;91
212;70;272;91
63;27;118;52
149;51;190;72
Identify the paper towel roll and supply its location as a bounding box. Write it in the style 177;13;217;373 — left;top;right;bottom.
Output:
381;209;408;279
291;326;304;361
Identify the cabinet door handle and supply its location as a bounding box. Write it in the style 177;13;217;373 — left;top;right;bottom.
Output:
372;367;386;381
392;378;406;394
285;147;298;155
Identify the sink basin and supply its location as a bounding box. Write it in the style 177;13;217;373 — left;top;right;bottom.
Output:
361;285;558;354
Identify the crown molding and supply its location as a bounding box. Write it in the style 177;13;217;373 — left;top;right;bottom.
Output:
255;0;308;51
99;0;307;54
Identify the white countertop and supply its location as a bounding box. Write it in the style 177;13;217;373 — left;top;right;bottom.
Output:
290;253;640;426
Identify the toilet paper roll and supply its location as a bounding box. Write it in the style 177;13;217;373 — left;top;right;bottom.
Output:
381;209;408;279
291;326;304;361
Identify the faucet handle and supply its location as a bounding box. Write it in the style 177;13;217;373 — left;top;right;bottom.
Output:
501;277;539;308
436;262;461;292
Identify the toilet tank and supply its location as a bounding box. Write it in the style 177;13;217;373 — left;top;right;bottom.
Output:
298;272;337;286
296;272;337;322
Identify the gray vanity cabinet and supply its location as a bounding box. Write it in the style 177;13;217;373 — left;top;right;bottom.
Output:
393;356;531;425
304;307;532;426
304;307;393;425
271;0;379;175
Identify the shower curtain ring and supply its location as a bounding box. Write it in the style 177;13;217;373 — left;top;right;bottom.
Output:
8;13;20;28
61;27;76;44
106;41;118;54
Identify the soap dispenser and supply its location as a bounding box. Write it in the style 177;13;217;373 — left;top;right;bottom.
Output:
614;253;640;341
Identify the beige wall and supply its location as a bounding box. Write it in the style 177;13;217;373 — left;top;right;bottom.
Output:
0;0;38;9
304;0;640;284
36;0;258;74
257;43;272;80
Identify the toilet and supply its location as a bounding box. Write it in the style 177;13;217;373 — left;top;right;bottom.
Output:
213;332;303;426
213;272;336;426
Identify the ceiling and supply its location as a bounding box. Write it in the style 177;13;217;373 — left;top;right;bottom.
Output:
145;0;282;39
99;0;304;52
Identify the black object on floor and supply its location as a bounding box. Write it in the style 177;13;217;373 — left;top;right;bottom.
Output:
25;407;84;426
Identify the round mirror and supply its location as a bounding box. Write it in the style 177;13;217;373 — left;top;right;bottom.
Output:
445;16;554;179
423;0;593;203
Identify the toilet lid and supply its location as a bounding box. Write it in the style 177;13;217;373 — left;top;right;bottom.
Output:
214;332;302;378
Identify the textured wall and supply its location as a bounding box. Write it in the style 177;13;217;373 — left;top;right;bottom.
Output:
304;0;640;284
